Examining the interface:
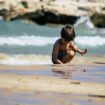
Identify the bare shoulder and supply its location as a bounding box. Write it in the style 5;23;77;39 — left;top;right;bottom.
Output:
53;39;61;47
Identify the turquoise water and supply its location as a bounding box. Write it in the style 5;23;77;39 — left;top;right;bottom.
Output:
0;19;105;65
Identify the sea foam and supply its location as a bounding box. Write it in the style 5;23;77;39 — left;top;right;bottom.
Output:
0;53;52;65
75;36;105;47
0;36;58;46
0;35;105;47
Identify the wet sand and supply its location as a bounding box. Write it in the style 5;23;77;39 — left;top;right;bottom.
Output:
0;89;105;105
0;63;105;105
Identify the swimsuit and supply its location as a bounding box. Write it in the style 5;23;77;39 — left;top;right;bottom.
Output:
58;51;66;61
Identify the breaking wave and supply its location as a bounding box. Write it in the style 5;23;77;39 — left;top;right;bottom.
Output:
75;36;105;47
0;53;52;65
0;35;105;47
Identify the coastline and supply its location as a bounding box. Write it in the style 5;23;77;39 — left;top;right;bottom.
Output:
0;56;105;105
0;60;105;95
0;52;105;66
0;73;105;96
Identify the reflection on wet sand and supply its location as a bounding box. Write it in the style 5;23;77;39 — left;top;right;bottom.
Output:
0;65;105;105
52;65;75;79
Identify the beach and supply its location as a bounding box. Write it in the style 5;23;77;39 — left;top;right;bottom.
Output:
0;58;105;105
0;17;105;105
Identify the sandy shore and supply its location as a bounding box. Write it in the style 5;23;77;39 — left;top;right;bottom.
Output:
0;63;105;105
0;64;105;96
0;73;105;96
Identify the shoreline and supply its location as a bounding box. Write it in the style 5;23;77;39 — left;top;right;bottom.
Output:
0;63;105;71
0;53;105;66
0;63;105;105
0;54;105;98
0;73;105;96
0;64;105;96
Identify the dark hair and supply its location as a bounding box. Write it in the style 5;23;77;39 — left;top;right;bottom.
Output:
61;25;75;41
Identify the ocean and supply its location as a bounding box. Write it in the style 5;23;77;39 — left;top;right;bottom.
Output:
0;17;105;65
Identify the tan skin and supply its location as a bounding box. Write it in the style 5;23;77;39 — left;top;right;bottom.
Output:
52;38;87;64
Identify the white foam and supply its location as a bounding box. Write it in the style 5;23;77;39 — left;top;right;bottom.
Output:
0;35;105;47
74;16;87;27
0;54;52;65
74;16;94;29
86;17;94;29
0;36;58;46
75;36;105;47
0;16;3;20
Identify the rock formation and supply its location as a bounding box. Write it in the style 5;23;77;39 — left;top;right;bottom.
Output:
0;0;105;27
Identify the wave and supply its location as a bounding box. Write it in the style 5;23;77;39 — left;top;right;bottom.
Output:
75;36;105;47
0;35;105;47
74;16;94;29
0;53;52;65
0;36;58;46
0;16;3;20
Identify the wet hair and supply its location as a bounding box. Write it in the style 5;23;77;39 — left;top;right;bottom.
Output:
61;25;75;41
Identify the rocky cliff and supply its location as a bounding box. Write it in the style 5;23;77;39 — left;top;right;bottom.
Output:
0;0;105;27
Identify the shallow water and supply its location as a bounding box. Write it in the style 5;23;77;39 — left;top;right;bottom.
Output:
0;20;105;65
0;65;105;83
0;88;105;105
0;64;105;105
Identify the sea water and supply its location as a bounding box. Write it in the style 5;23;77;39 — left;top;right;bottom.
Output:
0;18;105;65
